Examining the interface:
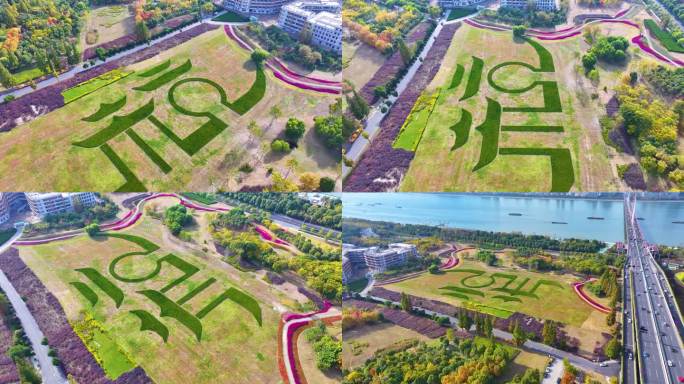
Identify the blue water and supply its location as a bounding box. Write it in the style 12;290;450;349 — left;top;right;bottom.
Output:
342;193;684;246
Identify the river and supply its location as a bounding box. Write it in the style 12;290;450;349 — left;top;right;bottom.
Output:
342;193;684;246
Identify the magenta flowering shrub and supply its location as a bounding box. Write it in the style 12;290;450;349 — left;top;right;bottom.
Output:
344;23;461;192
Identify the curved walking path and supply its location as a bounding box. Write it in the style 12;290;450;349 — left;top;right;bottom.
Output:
0;225;69;384
464;12;684;67
573;278;612;313
224;25;342;95
278;301;341;384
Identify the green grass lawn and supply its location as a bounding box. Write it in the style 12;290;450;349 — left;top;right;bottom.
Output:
645;19;684;53
393;90;440;151
13;67;44;84
384;258;595;326
19;217;281;384
212;11;248;23
62;69;133;104
93;329;136;378
346;277;369;292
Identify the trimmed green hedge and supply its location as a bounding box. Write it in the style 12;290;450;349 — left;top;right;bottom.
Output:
73;99;155;148
63;69;132;104
472;98;501;171
196;287;262;326
71;281;99;306
103;233;160;252
158;254;200;293
450;108;472;151
443;291;469;300
100;144;147;192
75;268;124;307
139;289;203;341
527;38;555;72
177;278;217;305
82;96;127;122
227;66;266;115
449;63;465;90
107;233;162;282
491;295;522;303
134;59;192;92
499;147;574;192
461;273;496;288
502;82;562;113
148;114;227;157
130;309;169;342
126;129;172;174
460;56;484;101
138;60;172;78
440;285;485;297
645;19;684;53
501;125;563;132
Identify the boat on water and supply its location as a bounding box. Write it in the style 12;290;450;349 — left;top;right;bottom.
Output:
552;221;568;224
508;213;523;216
587;217;605;220
673;221;684;224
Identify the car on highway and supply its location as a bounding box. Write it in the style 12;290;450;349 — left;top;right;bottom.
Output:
668;360;674;367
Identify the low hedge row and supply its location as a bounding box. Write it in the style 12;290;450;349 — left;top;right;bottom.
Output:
75;267;125;308
134;59;192;92
73;99;155;148
71;281;99;306
449;108;472;151
130;310;169;342
196;287;262;326
472;98;501;171
138;60;172;78
82;96;127;122
126;129;172;174
460;56;484;101
177;278;217;305
99;144;147;192
499;147;574;192
139;290;203;341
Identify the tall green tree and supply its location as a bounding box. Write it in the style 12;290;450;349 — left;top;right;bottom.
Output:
0;62;16;88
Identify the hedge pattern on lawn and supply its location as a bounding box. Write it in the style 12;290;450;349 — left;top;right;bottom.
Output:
138;60;172;78
73;99;155;148
450;108;472;150
133;59;192;91
71;281;99;306
126;129;172;174
449;63;465;89
82;96;127;122
502;82;562;112
392;90;440;151
196;287;262;326
460;56;484;101
644;19;684;53
75;268;125;308
177;278;217;305
99;144;147;192
440;268;564;303
501;125;563;132
499;147;574;192
62;69;133;104
138;290;203;341
130;310;169;342
472;97;501;171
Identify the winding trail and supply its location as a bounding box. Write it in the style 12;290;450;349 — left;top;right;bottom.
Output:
464;13;684;67
224;25;342;95
277;301;341;384
573;278;612;313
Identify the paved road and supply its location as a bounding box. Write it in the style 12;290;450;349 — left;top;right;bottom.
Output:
1;16;213;100
363;293;620;377
0;225;69;384
626;194;684;384
342;14;455;178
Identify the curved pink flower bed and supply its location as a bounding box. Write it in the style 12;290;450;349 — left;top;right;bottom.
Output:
440;255;459;270
254;225;291;246
224;25;342;94
272;57;341;86
573;279;611;313
465;17;683;67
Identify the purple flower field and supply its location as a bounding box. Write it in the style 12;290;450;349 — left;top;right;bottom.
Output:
344;23;461;192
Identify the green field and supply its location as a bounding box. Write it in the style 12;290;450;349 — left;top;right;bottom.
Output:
0;29;337;191
212;11;249;23
400;25;617;192
384;259;595;326
447;8;478;21
19;211;282;384
0;228;16;246
645;19;684;53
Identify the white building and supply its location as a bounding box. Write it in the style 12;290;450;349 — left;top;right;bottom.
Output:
223;0;291;15
25;193;97;218
0;193;27;225
278;1;342;53
500;0;557;11
342;256;353;284
438;0;486;9
343;243;419;274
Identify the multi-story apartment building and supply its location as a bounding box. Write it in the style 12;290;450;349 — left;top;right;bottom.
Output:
223;0;291;15
25;193;97;218
343;243;419;274
278;1;342;53
500;0;557;11
342;256;353;284
0;193;27;225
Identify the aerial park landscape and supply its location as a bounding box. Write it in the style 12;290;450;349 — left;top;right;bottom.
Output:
0;193;342;384
0;1;343;192
342;0;684;192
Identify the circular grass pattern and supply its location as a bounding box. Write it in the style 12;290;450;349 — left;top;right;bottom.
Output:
460;273;496;288
109;252;163;282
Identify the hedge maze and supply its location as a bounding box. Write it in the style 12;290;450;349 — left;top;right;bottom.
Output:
74;57;267;191
439;268;564;305
443;36;574;191
70;233;263;342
